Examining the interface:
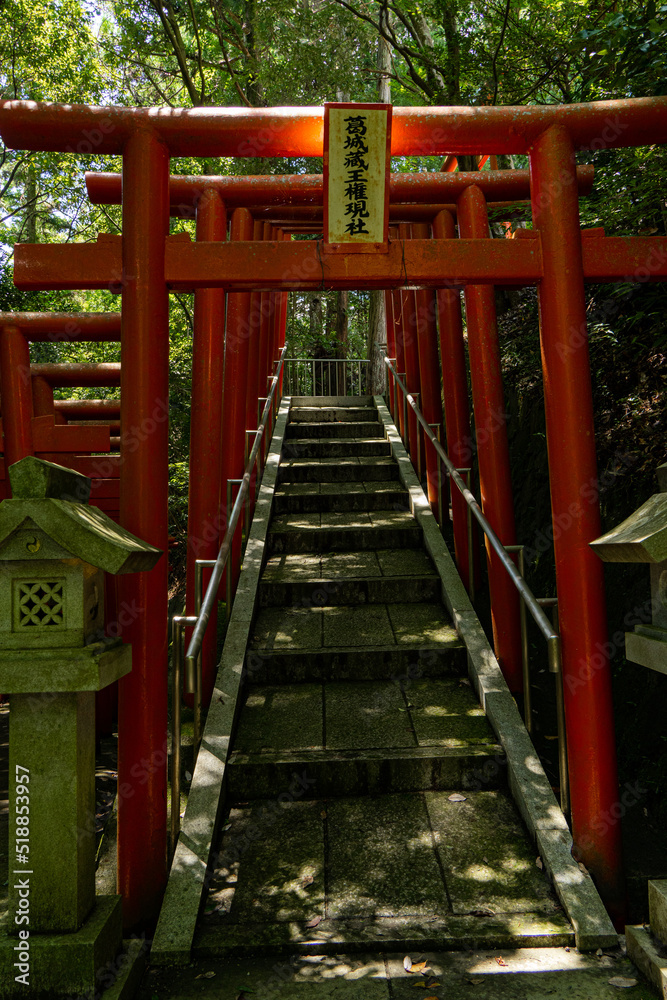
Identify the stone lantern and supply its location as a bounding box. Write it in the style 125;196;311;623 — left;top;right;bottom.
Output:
0;456;161;998
590;462;667;674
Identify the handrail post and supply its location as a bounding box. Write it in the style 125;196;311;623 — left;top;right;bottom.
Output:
505;545;530;730
541;600;569;818
456;468;474;601
226;478;243;618
429;423;444;530
170;613;197;857
400;374;409;451
413;391;422;481
194;559;216;748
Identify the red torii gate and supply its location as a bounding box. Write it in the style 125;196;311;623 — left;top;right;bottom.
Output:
3;97;667;929
84;164;595;706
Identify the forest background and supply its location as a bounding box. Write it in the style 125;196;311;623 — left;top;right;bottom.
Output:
0;0;666;877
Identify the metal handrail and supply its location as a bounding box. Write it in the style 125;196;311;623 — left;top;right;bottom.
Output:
169;345;287;856
185;344;287;686
384;356;569;815
384;357;558;648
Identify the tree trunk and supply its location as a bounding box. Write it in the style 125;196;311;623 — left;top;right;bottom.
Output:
368;9;392;396
25;164;37;243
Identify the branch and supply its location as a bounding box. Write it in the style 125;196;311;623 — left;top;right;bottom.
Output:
0;191;39;225
0;152;32;201
491;0;511;104
357;66;422;96
149;0;201;105
174;293;194;330
186;0;207;103
217;30;253;106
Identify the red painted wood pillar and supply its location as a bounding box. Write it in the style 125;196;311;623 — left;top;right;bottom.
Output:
118;126;170;930
384;289;397;418
433;209;474;592
392;288;407;438
258;223;274;460
243;222;263;521
185;188;227;708
0;325;33;471
277;234;290;397
222;207;254;599
31;374;54;418
412;222;444;520
457;185;522;694
397;224;422;471
530;124;624;922
269;228;283;376
245;220;264;469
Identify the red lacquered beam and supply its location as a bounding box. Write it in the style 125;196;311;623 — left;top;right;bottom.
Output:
0;312;120;340
15;232;667;292
30;362;120;386
2;98;666;155
85;166;593;209
54;399;121;418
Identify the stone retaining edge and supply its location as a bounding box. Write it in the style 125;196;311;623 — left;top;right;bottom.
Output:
375;395;618;953
150;397;291;965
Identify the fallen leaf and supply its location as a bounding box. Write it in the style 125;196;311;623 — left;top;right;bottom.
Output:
424;996;439;999
412;981;428;988
468;978;484;986
448;793;467;802
596;948;604;957
306;915;322;928
426;981;440;988
536;856;544;870
579;862;590;876
411;962;428;973
459;678;471;686
403;956;413;972
608;977;638;989
195;971;216;979
185;770;192;781
495;956;508;967
302;875;314;887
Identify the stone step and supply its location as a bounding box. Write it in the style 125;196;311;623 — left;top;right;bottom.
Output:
273;484;409;514
148;947;659;997
289;395;375;408
245;641;467;683
259;573;441;607
227;678;505;798
285;420;383;439
267;513;422;554
278;457;399;483
247;602;465;669
625;924;667;998
227;744;506;800
650;880;667;946
283;438;392;459
290;406;378;423
194;791;573;957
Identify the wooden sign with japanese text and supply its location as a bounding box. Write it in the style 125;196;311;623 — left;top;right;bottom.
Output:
323;102;392;253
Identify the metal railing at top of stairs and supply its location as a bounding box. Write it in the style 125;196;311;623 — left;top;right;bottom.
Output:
284;357;371;397
169;345;287;855
384;355;570;818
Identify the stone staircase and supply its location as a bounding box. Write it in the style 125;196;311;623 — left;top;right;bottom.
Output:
192;396;575;958
627;881;667;995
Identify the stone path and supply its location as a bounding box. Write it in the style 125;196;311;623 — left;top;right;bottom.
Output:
192;397;576;959
138;947;654;999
